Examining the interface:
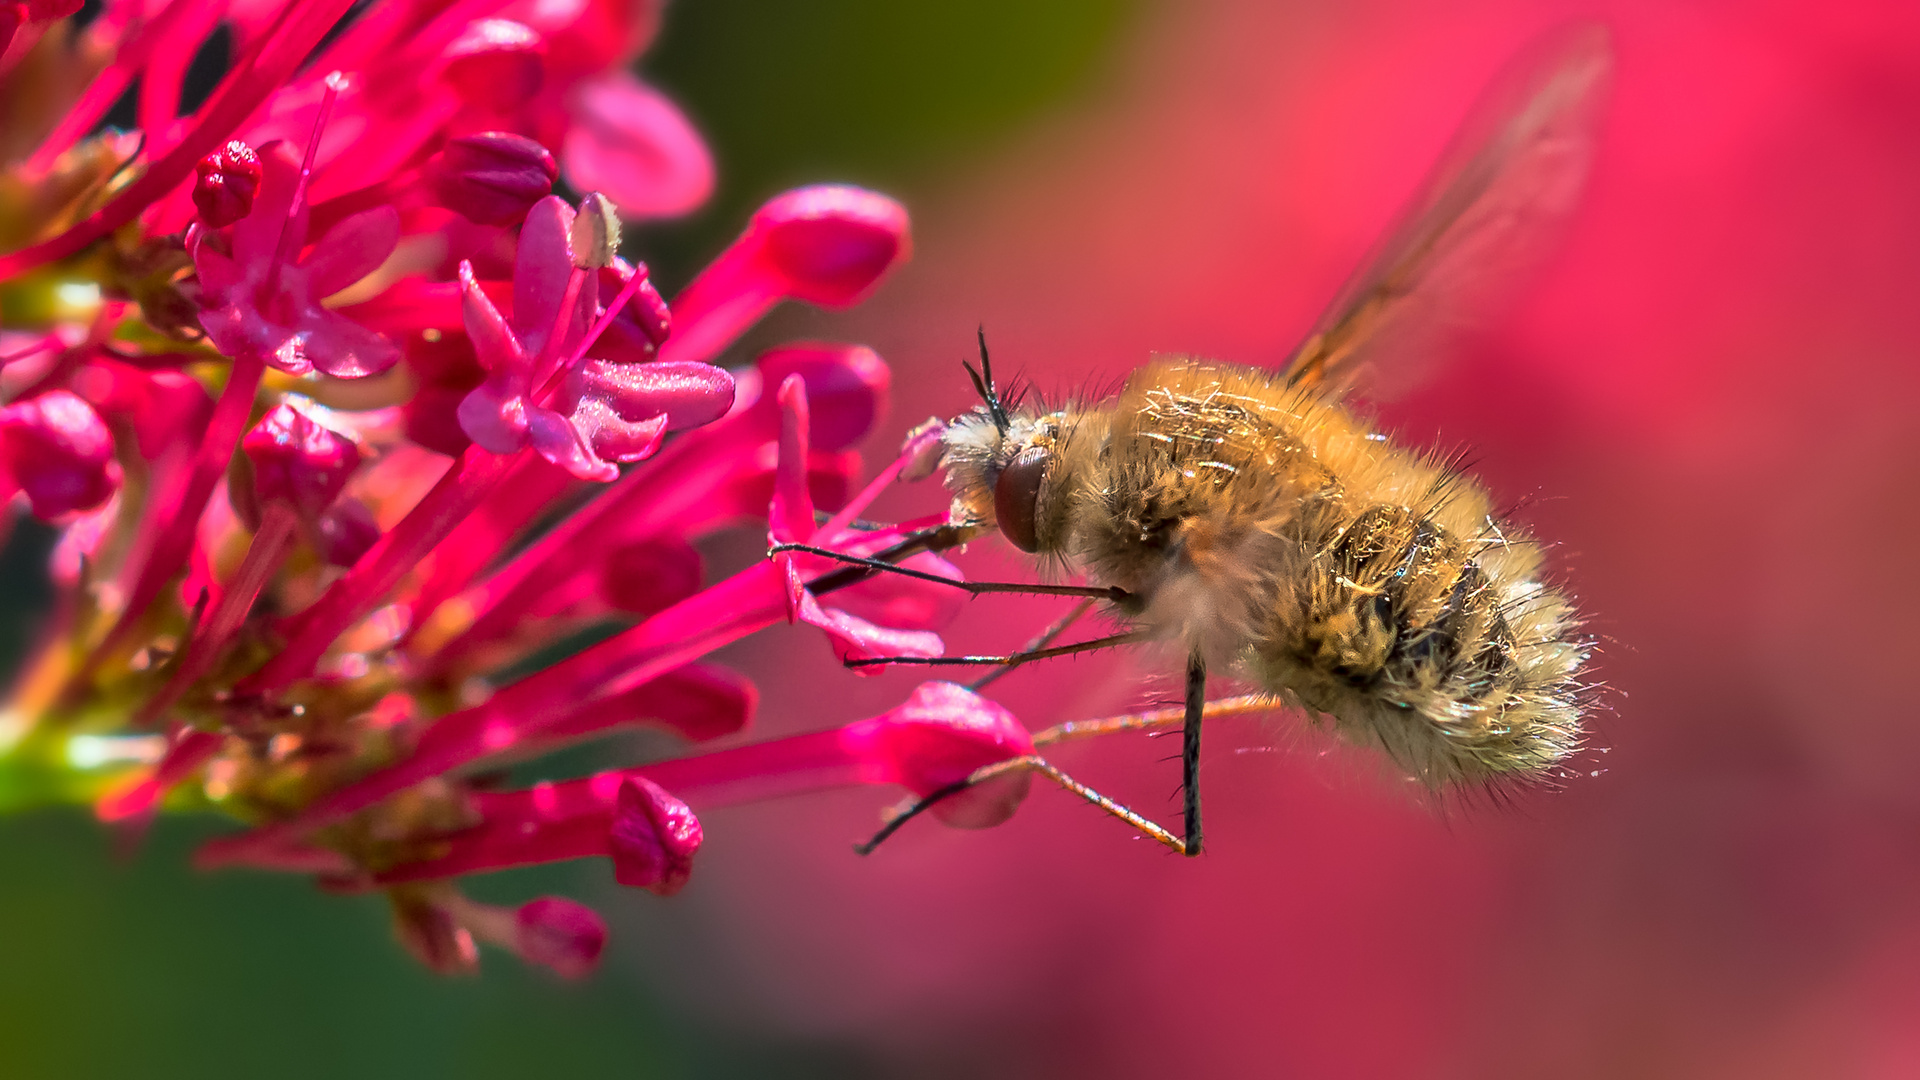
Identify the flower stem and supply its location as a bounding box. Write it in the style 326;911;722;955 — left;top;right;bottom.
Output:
70;349;267;697
137;503;301;725
242;445;520;694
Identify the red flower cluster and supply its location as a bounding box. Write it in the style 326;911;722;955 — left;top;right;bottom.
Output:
0;0;1091;978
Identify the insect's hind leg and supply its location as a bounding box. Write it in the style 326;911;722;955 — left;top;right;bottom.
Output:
1182;652;1205;858
854;755;1194;857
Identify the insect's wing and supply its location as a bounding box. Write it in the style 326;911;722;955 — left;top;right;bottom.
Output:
1281;24;1614;396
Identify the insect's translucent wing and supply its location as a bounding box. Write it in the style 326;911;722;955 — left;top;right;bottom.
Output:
1281;24;1614;395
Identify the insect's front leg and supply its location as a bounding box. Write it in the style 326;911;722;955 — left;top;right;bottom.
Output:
1182;652;1205;857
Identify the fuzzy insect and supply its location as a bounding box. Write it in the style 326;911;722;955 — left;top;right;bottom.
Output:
799;25;1608;856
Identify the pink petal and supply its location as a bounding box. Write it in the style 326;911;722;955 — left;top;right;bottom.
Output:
304;204;400;299
768;374;814;543
299;307;402;378
457;373;531;453
457;260;529;376
749;344;889;451
561;71;713;221
566;397;667;464
842;681;1035;828
609;776;701;895
187;226;246;299
527;402;616;482
510;196;582;350
830;550;967;632
567;359;734;430
790;568;945;670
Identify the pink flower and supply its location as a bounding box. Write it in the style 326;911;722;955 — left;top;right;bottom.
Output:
0;389;121;520
452;195;732;481
189;139;402;379
610;777;701;895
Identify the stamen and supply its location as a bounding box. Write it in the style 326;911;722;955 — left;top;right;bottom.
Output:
264;71;346;297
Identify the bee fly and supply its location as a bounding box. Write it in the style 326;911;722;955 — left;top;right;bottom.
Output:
784;25;1608;856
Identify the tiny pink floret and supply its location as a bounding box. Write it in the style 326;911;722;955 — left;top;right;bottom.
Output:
242;403;361;518
513;897;606;979
610;776;701;895
0;390;121;520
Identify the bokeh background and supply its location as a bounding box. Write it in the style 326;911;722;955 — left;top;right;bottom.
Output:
7;0;1920;1077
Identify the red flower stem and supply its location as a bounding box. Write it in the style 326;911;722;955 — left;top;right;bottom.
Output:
71;349;267;693
24;0;229;173
242;445;521;695
369;731;872;882
0;0;361;278
136;502;301;725
197;564;787;867
3;302;121;405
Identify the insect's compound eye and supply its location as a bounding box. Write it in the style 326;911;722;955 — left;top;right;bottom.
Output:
992;446;1050;553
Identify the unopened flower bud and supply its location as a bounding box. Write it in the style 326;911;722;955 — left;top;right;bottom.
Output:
609;776;700;895
755;185;909;307
242;403;360;519
850;681;1034;829
316;498;380;566
192;140;263;228
442;18;545;112
659;187;910;365
0;390;121;520
434;132;558;226
513;897;606;979
570;192;620;270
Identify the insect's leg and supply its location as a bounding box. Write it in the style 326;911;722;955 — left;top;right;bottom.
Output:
843;630;1147;670
1028;757;1190;855
969;598;1095;691
1032;694;1276;747
853;756;1039;856
772;543;1127;603
854;755;1192;857
1181;653;1205;858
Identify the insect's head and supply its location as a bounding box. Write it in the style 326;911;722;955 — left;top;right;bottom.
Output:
938;329;1060;553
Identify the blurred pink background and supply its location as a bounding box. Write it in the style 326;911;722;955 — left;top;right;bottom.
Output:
617;2;1920;1076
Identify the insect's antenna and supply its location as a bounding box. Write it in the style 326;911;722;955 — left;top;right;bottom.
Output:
962;326;1011;434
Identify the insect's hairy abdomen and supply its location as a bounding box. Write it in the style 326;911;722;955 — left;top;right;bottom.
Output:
1046;358;1586;787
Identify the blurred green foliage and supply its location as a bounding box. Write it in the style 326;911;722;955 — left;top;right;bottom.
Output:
641;0;1135;290
0;1;1134;1077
